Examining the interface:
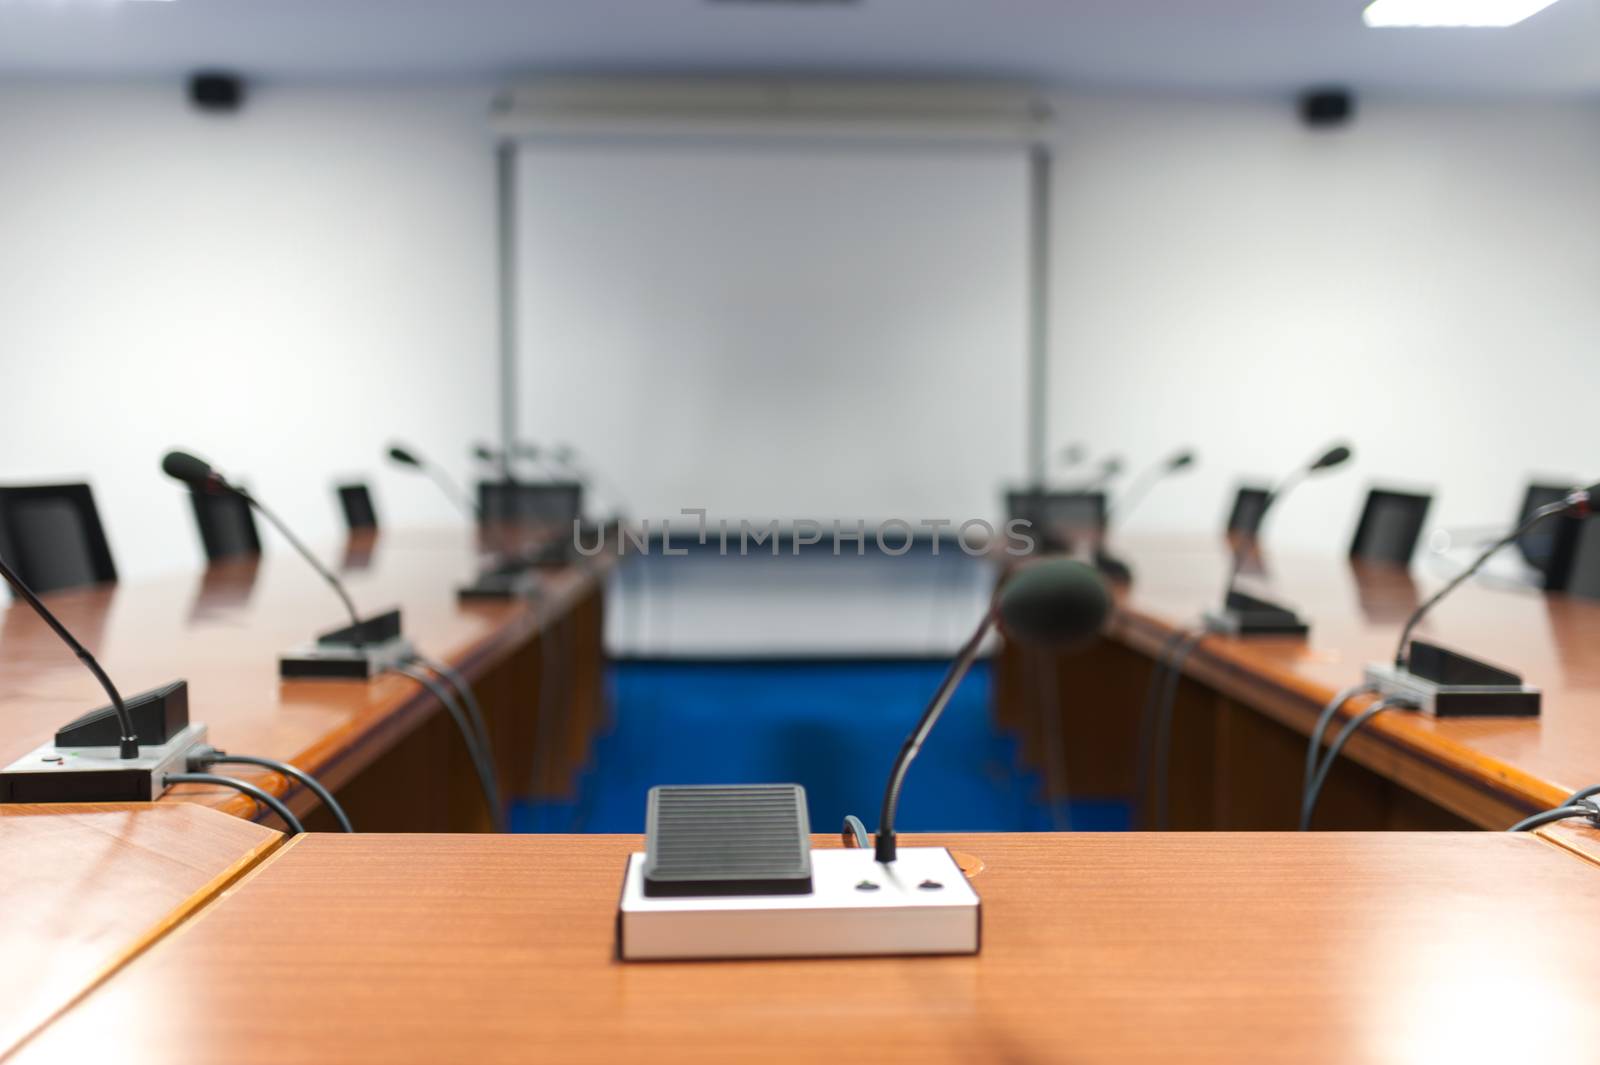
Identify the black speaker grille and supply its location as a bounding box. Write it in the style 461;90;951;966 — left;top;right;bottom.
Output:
643;784;813;897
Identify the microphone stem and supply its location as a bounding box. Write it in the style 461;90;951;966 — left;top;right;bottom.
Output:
425;463;482;525
1221;466;1305;603
0;555;139;758
237;490;367;645
875;611;996;864
1391;499;1571;669
1107;465;1167;528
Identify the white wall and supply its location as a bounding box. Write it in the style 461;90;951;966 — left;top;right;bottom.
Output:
0;82;498;583
1047;94;1600;556
3;81;1597;595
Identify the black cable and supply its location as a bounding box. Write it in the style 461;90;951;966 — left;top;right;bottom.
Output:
1152;631;1207;830
188;746;353;832
393;664;506;832
408;654;494;774
842;815;870;849
1299;697;1412;830
1034;647;1073;831
1134;628;1193;828
1303;683;1379;805
164;772;305;835
1506;802;1600;833
528;611;566;810
1565;783;1600;806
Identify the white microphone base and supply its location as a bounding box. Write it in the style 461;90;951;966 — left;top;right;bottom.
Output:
617;846;980;961
279;636;416;680
1364;662;1541;717
0;722;209;803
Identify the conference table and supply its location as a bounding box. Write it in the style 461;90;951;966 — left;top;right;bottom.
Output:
9;529;1600;1062
10;829;1600;1065
995;535;1600;830
0;528;611;831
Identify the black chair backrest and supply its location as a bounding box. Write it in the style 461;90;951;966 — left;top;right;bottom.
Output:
189;488;261;563
1005;489;1106;551
477;480;583;528
1225;484;1272;538
1515;483;1570;574
1545;512;1600;600
1349;487;1432;566
337;483;378;532
0;483;118;594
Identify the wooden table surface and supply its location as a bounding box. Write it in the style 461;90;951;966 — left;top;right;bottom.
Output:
1099;536;1600;820
14;830;1600;1065
0;802;281;1060
0;529;604;824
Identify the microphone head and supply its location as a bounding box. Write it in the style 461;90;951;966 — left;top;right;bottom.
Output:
1311;444;1353;472
1167;449;1197;472
472;443;497;463
995;558;1113;649
387;444;420;468
1101;456;1124;477
161;450;217;488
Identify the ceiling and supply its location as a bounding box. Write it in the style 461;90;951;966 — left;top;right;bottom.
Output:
0;0;1597;98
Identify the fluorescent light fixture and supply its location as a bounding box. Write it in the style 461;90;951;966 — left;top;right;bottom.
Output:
1363;0;1563;27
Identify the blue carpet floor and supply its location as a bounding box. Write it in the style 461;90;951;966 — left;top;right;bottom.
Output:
511;660;1130;834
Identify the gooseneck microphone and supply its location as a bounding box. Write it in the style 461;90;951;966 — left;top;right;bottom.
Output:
0;554;140;758
162;450;366;644
872;558;1112;863
388;442;481;523
1391;481;1596;670
1085;456;1124;491
1108;448;1197;526
1220;442;1353;601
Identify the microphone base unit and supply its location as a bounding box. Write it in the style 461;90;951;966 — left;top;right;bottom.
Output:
617;847;980;961
1202;590;1310;638
55;679;191;748
1201;607;1310;638
0;722;209;803
457;561;543;601
1364;640;1540;718
281;610;413;680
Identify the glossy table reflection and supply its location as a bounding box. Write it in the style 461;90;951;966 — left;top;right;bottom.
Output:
0;803;281;1058
12;831;1600;1065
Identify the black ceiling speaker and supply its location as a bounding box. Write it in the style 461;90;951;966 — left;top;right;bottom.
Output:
1300;88;1354;129
189;72;245;113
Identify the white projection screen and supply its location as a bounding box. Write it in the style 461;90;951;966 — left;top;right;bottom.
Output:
513;140;1029;529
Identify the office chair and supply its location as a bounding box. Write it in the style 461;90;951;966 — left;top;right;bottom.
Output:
1225;485;1272;539
1348;487;1432;566
1515;483;1570;575
1005;489;1106;552
477;480;583;529
188;487;262;563
0;483;118;594
337;483;379;532
1545;512;1600;600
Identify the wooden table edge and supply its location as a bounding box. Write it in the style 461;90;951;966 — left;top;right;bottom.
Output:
1109;608;1563;826
167;556;613;824
0;814;288;1065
